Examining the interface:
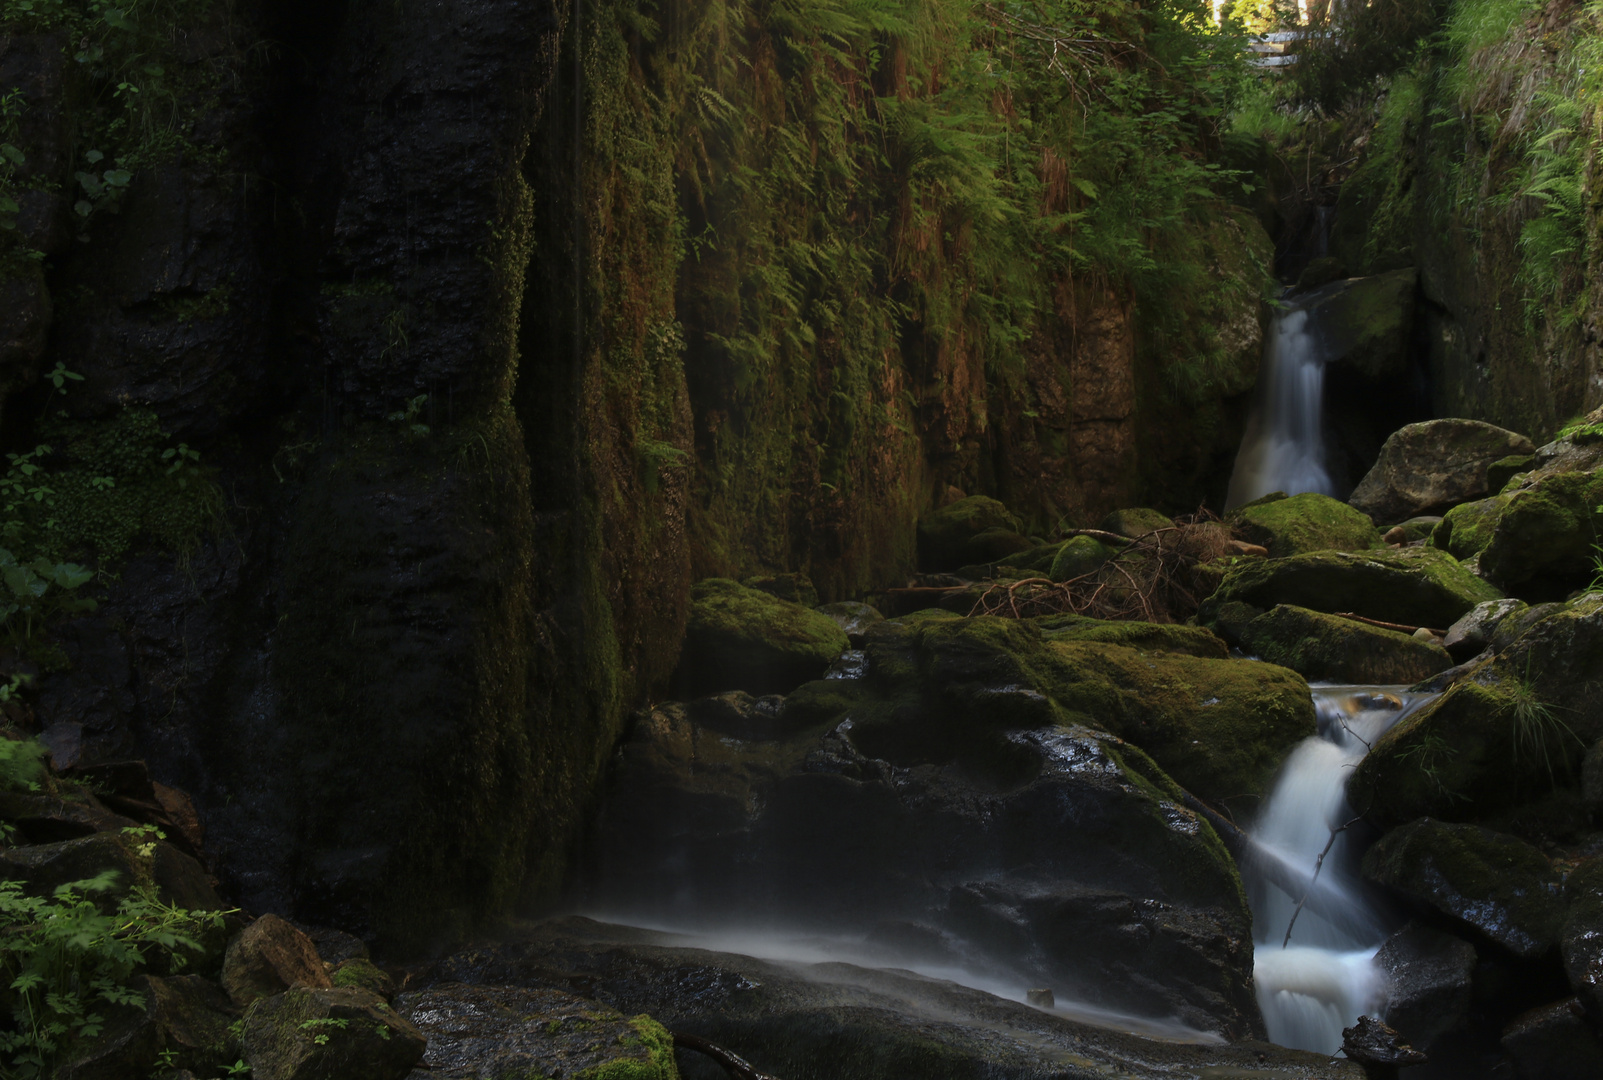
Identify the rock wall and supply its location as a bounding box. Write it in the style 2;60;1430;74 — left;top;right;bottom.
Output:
0;0;1271;951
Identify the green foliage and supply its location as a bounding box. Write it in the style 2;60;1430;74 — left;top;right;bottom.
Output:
1503;661;1581;785
0;872;230;1078
0;737;46;793
1290;0;1446;108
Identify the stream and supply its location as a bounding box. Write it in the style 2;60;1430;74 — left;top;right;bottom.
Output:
1246;684;1437;1053
1226;296;1335;508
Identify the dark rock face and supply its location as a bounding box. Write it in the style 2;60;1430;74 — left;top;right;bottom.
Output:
1500;998;1603;1080
1375;922;1477;1051
1349;418;1535;526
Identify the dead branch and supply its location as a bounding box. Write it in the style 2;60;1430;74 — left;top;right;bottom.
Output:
1333;612;1445;637
1282;813;1365;948
673;1031;784;1080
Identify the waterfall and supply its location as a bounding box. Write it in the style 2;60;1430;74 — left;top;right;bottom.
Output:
1245;686;1435;1053
1225;303;1335;509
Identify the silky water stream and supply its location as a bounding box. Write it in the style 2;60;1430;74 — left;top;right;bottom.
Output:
1226;298;1335;508
1246;685;1437;1053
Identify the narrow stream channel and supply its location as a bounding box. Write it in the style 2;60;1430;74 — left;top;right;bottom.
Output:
1246;685;1437;1053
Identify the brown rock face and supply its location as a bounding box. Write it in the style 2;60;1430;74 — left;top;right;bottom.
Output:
223;914;334;1007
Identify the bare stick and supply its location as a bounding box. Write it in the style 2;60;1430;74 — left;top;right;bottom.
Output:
1333;611;1445;637
1282;813;1364;948
672;1031;784;1080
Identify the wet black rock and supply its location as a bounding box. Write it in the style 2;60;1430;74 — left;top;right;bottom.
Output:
1375;922;1476;1050
1500;998;1603;1080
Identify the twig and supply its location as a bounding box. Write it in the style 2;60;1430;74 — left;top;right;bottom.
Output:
672;1031;784;1080
1282;813;1364;948
1333;612;1445;637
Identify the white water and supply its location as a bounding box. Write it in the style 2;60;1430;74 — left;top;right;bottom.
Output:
1226;306;1335;508
1246;687;1434;1053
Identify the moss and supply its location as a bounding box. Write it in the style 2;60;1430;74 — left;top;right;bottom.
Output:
330;959;395;1001
1430;494;1509;560
1036;613;1229;658
1098;508;1174;538
676;579;849;697
1047;535;1116;582
1237;604;1452;684
1228;492;1383;557
1478;468;1603;590
575;1015;678;1080
918;498;1021;572
1490;455;1536;493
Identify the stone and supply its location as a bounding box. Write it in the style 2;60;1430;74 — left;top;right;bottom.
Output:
290;923;370;966
1489;454;1535;493
815;601;885;644
1382;517;1442;545
1295;255;1348;291
1500;999;1603;1080
674;578;850;697
1048;535;1117;583
1229;492;1382;558
1340;1015;1427;1071
917;496;1022;571
0;832;220;915
242;987;425;1080
1429;465;1603;594
399;983;676;1079
1349;418;1535;525
1199;547;1501;633
1441;598;1528;661
330;959;395;1002
1025;988;1055;1008
1303;267;1417;382
1429;493;1507;562
1097;507;1173;538
0;788;139;844
1236;604;1453;684
1374;922;1476;1050
1562;858;1603;1014
1361;819;1564;958
223;914;335;1008
57;974;239;1080
742;572;819;608
1584;742;1603;819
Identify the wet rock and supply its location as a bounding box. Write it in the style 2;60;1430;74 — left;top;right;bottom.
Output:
1098;507;1173;538
1341;1015;1427;1075
0;788;139;844
0;832;220;914
290;923;370;966
815;601;885;644
58;974;239;1080
1303;267;1417;382
743;572;819;608
1562;857;1603;1014
1442;598;1528;661
918;496;1022;571
1199;546;1501;633
331;959;396;1003
398;983;675;1079
1500;998;1603;1080
1229;492;1382;557
1361;819;1564;957
223;914;335;1008
1236;604;1453;684
1375;922;1477;1050
242;987;425;1080
1349;419;1535;526
1048;535;1117;582
675;578;850;697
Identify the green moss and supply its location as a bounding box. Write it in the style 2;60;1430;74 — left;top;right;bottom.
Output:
1036;613;1228;658
1098;508;1174;538
1430;494;1508;560
1228;492;1383;557
677;579;849;697
1237;604;1452;684
1047;535;1116;583
575;1016;678;1080
1478;468;1603;589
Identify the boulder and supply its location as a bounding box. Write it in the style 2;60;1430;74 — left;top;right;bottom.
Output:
1441;598;1528;661
1375;922;1477;1051
1303;267;1417;381
1430;493;1509;562
1361;819;1564;957
0;788;139;844
963;527;1036;564
0;832;221;915
1562;858;1603;1014
1430;465;1603;593
1381;516;1442;545
223;914;334;1008
1236;604;1453;684
918;497;1021;571
330;959;395;1003
1584;741;1603;819
1349;419;1535;525
1098;507;1173;538
815;601;884;644
1199;547;1500;633
58;974;240;1080
1488;454;1535;493
398;984;675;1079
1048;535;1117;582
1501;999;1603;1080
1228;492;1382;558
242;987;425;1080
675;578;850;697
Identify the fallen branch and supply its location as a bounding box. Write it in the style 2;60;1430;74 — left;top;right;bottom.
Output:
1282;813;1364;948
1059;528;1135;546
1333;612;1445;637
672;1032;784;1080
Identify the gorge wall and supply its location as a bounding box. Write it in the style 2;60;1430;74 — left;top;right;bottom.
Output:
0;0;1272;952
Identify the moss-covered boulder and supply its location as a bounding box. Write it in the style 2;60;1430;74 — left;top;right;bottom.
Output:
1303;267;1416;381
1048;535;1117;582
242;987;425;1080
1237;604;1453;684
742;572;818;608
815;601;885;644
398;984;678;1080
1382;516;1443;545
1098;507;1173;538
1199;546;1500;632
1228;492;1382;557
1475;468;1603;592
917;497;1022;571
1488;454;1535;493
675;579;849;697
1430;494;1510;561
1362;819;1563;958
1349;419;1535;525
1441;598;1528;661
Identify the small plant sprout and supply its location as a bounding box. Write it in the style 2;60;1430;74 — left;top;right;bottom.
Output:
46;364;83;394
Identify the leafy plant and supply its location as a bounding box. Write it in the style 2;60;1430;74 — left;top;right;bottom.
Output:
0;548;96;658
1503;660;1582;784
0;736;46;793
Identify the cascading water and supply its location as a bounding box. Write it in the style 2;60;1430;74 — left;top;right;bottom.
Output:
1245;686;1436;1053
1225;300;1335;508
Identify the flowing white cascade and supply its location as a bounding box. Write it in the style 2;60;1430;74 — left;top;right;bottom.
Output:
1226;306;1334;508
1245;687;1434;1054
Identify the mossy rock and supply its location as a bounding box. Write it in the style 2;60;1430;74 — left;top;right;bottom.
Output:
917;497;1021;571
1362;819;1563;958
1489;454;1535;493
242;986;426;1080
1383;516;1442;544
330;959;395;1002
675;579;850;697
1228;492;1382;557
1036;613;1229;658
1476;468;1603;592
1348;418;1535;525
1430;495;1509;561
1237;604;1453;684
1097;507;1173;538
962;527;1036;566
992;540;1065;575
742;573;819;608
1048;535;1116;582
1198;546;1501;632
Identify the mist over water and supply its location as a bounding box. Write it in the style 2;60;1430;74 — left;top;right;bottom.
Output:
1226;306;1335;508
1245;687;1436;1053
